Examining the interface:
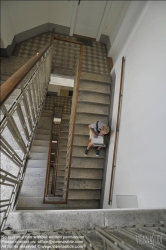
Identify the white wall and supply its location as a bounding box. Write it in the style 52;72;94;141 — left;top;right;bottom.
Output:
1;1;73;48
104;1;166;209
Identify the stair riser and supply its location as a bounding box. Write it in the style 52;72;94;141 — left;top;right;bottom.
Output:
79;80;111;94
75;113;108;125
78;91;110;104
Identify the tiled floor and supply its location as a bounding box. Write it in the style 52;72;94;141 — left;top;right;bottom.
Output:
15;32;109;75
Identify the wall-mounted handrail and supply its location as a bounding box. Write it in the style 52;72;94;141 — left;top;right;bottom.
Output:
0;29;55;106
108;56;125;205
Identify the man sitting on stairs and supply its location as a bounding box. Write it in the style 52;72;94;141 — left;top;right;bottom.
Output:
84;121;110;157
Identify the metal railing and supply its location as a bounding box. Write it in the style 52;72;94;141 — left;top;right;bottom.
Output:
43;105;66;204
0;29;55;230
108;56;125;205
1;222;165;249
63;43;83;202
43;37;83;204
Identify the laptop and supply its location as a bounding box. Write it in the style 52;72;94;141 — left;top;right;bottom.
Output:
92;136;106;147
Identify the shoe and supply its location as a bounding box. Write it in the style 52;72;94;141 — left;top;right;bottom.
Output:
84;148;89;156
96;149;100;157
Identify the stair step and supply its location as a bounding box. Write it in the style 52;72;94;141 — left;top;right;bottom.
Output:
78;91;110;104
61;125;69;132
32;140;49;146
73;135;89;146
79;80;111;94
19;186;45;197
26;160;47;168
75;113;108;125
68;190;101;199
30;152;48;160
59;151;67;157
71;157;104;169
57;157;66;164
69;179;101;189
81;71;111;84
77;102;109;116
62;114;70;119
59;145;67;151
36;129;51;135
31;146;49;153
60;132;68;138
72;146;106;158
60;138;68;145
57;170;65;176
61;119;69;126
74;124;89;135
23;177;45;186
41;111;53;117
70;168;103;179
34;134;50;141
25;168;46;177
17;197;100;209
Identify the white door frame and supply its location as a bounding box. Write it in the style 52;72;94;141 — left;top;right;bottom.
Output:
70;0;111;40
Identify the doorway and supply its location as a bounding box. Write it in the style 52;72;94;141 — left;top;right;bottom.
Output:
74;1;107;39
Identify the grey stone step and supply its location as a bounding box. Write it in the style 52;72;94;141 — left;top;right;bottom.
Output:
25;168;46;177
32;140;49;146
22;177;45;186
61;126;69;132
34;134;50;141
56;165;66;170
72;146;106;158
17;197;100;209
78;91;110;104
73;135;89;146
7;209;166;230
59;145;67;151
61;119;70;126
75;113;108;125
77;102;109;116
30;152;48;160
69;179;101;189
37;123;52;130
31;146;49;153
36;129;51;135
26;160;47;168
57;157;66;164
71;157;104;169
59;151;67;157
81;71;111;84
57;170;65;176
70;168;103;179
74;124;89;135
62;114;70;119
60;132;68;138
59;138;68;145
79;80;111;94
41;110;53;117
68;190;101;199
19;186;44;197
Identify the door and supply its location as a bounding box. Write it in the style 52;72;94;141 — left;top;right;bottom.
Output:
74;1;107;38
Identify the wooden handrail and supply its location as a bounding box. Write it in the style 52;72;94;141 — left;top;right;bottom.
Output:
54;36;82;45
108;56;125;205
65;44;84;203
0;29;55;106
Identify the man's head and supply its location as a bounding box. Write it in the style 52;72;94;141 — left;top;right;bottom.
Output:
100;126;110;135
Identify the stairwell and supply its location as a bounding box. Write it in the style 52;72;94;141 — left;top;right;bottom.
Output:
1;32;112;211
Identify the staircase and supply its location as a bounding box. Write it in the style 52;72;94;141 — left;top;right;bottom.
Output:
15;70;111;210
